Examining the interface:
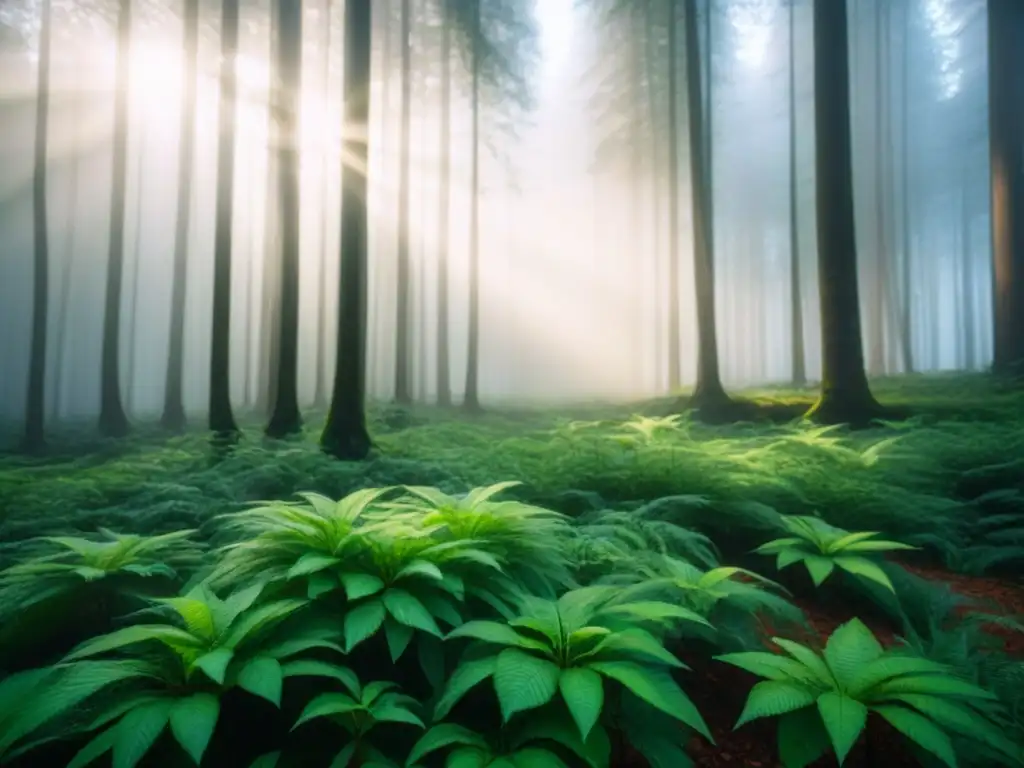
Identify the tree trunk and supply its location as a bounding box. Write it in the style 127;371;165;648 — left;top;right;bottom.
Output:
208;0;241;437
988;0;1024;374
898;0;913;372
666;0;680;391
394;0;413;404
788;0;805;385
126;119;147;416
98;0;133;438
266;0;304;438
161;0;200;431
868;0;886;376
961;167;976;368
321;0;372;460
463;0;482;411
805;0;883;425
436;0;452;406
24;0;53;452
683;0;729;412
314;0;332;409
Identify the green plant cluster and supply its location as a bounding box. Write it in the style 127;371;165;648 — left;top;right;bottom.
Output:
1;481;1021;768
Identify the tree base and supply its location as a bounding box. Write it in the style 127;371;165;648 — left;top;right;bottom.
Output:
98;408;130;438
804;392;899;428
160;406;187;434
321;422;372;461
265;408;303;439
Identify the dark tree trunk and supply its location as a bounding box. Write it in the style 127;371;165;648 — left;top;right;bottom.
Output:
321;0;372;460
683;0;729;412
898;0;913;373
208;0;241;437
988;0;1024;374
394;0;413;404
666;0;680;391
314;0;332;410
162;0;200;432
436;0;452;407
463;0;482;412
266;0;304;438
961;169;976;368
126;121;147;416
98;0;133;438
24;0;53;453
805;0;883;425
868;0;887;376
788;0;805;385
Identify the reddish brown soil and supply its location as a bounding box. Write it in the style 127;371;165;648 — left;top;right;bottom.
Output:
617;563;1024;768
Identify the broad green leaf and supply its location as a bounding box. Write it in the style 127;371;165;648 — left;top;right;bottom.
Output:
369;697;425;728
287;554;341;580
447;621;540;649
340;572;386;601
578;628;685;668
559;667;603;740
833;557;895;592
802;556;835;587
395;560;445;582
192;648;234;684
435;657;498;720
345;599;387;651
870;675;997;701
66;727;118;768
823;620;884;690
169;693;220;765
113;700;171;768
494;649;561;722
329;742;357;768
588;661;712;741
826;532;880;553
816;692;867;765
872;705;957;767
896;693;1018;756
596;602;712;629
777;707;830;768
734;681;816;728
293;693;362;729
715;652;822;686
221;599;308;649
383;589;442;637
777;549;808;571
447;747;491;768
281;660;360;695
238;656;284;707
385;619;416;662
307;572;339;600
407;723;488;764
753;538;804;555
155;598;216;640
846;657;951;698
64;625;203;660
772;639;835;686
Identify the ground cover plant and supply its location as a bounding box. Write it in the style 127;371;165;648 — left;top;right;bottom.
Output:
1;375;1024;766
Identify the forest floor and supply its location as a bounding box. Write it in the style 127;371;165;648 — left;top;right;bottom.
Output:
1;373;1023;767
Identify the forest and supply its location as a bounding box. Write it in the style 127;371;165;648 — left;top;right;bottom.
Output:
0;0;1023;766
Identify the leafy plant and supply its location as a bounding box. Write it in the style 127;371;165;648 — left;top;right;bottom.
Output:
754;515;916;591
434;585;714;763
717;618;1020;767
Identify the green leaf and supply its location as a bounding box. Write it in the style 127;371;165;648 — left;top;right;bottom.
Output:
870;674;997;701
802;556;836;587
395;560;445;582
287;554;341;580
846;657;951;698
447;621;540;649
823;619;884;690
329;742;357;768
307;572;340;599
579;628;685;668
340;572;386;601
250;752;281;768
293;693;362;730
596;601;713;629
446;747;491;768
734;681;816;728
434;657;498;720
417;635;447;690
895;694;1018;756
345;599;387;651
192;648;234;684
407;723;488;764
772;639;835;686
559;667;604;740
238;656;284;707
753;537;804;555
383;589;443;637
155;598;216;640
714;652;822;685
872;704;957;768
833;557;895;592
369;697;425;728
169;693;220;765
777;707;830;768
825;532;880;553
221;599;308;649
816;692;867;765
281;660;360;696
113;700;171;768
587;661;712;741
777;549;808;571
64;625;203;660
385;618;416;662
494;648;561;722
66;727;118;768
511;747;569;768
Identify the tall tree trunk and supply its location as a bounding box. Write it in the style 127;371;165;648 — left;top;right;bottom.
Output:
961;167;976;368
161;0;200;431
463;0;482;411
788;0;805;384
321;0;372;459
683;0;729;411
314;0;332;409
394;0;413;403
436;0;452;406
666;0;680;391
208;0;241;437
898;0;913;372
988;0;1024;374
806;0;883;424
24;0;53;452
126;119;147;416
868;0;886;376
644;0;662;390
98;0;133;437
266;0;304;438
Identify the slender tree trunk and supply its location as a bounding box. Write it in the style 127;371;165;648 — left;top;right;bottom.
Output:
806;0;883;424
321;0;372;459
126;119;147;415
666;0;680;391
161;0;200;431
962;168;976;368
463;0;482;411
898;1;913;372
394;0;413;403
788;0;805;384
98;0;133;437
436;0;452;406
24;0;53;452
868;0;886;376
266;0;304;438
683;0;729;411
314;0;332;409
208;0;241;437
988;0;1024;374
644;0;662;389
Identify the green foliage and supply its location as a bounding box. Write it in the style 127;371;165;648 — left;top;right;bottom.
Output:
754;515;916;591
717;618;1021;767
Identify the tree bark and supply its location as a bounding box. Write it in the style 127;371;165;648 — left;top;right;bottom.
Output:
787;0;805;385
436;0;452;406
805;0;883;425
394;0;413;404
321;0;372;460
314;0;333;409
463;0;482;411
